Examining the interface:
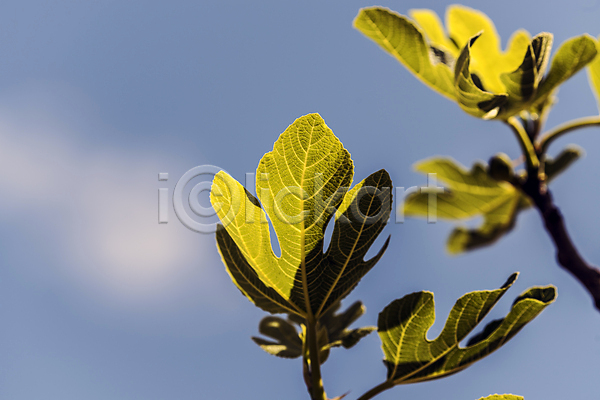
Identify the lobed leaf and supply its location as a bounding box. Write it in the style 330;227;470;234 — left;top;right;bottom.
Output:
355;5;597;121
409;9;459;58
403;153;581;254
251;316;303;359
353;7;456;99
253;301;375;364
318;301;376;351
211;113;392;318
378;274;556;385
403;157;522;253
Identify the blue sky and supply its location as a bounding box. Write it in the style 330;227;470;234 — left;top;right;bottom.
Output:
1;1;600;399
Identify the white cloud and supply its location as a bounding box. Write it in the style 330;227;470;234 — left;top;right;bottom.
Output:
0;84;222;308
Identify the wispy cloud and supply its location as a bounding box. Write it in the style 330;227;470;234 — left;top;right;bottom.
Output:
0;83;221;308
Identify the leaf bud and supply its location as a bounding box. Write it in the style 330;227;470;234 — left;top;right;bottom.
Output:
487;153;514;182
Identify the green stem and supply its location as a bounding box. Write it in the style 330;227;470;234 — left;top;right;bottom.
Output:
306;318;326;400
355;380;394;400
538;115;600;154
507;116;540;170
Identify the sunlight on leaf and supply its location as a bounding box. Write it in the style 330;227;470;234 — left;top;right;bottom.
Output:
587;35;600;114
446;5;531;94
403;158;523;253
378;273;555;384
354;5;597;120
534;34;598;107
211;114;392;318
353;7;456;99
454;34;508;119
403;154;581;254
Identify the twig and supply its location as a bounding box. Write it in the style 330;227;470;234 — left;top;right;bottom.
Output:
519;172;600;311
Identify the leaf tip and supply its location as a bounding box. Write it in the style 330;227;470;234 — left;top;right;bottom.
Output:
502;272;519;289
513;285;557;306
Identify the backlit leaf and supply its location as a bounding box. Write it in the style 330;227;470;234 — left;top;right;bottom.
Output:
587;35;600;113
409;9;458;58
403;154;581;254
211;114;392;318
446;5;531;94
454;34;508;119
353;7;456;99
533;34;598;106
501;33;553;104
355;5;596;120
378;274;555;384
403;158;522;253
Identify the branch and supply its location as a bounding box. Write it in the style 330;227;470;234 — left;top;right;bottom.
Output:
520;173;600;311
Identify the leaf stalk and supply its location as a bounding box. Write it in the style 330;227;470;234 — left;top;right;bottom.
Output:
306;317;327;400
355;380;394;400
538;115;600;154
507;116;540;170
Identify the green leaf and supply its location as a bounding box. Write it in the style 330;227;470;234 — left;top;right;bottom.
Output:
446;196;528;255
353;7;456;99
318;301;376;351
256;301;375;364
409;9;459;57
211;114;392;318
403;157;523;253
544;145;584;182
403;154;583;254
378;274;555;385
501;33;553;104
587;36;600;114
454;34;508;119
355;5;597;121
533;34;598;106
251;316;303;359
445;5;531;95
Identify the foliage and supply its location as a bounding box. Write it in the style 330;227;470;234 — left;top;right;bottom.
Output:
252;301;375;364
403;149;581;253
211;113;554;400
353;5;597;120
378;274;554;385
211;113;391;319
355;5;600;269
207;3;600;399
